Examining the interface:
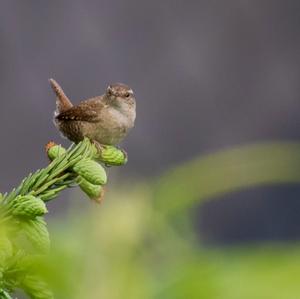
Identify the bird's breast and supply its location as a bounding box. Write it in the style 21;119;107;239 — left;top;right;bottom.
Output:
91;107;134;145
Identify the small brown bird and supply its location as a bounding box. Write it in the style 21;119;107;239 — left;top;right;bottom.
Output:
49;79;136;146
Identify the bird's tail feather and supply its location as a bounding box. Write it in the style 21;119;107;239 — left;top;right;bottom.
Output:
49;78;73;114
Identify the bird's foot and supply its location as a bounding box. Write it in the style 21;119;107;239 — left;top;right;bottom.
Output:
92;140;105;152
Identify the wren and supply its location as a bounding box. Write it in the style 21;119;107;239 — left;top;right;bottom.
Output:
49;79;136;146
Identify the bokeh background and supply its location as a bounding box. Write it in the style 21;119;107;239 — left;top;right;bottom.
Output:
1;1;300;298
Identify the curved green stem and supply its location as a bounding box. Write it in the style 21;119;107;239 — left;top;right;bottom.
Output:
154;142;300;218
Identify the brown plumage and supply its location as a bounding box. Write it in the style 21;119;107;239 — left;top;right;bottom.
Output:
49;79;136;145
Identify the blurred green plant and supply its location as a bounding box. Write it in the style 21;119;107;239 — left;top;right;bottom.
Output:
2;141;300;298
38;141;300;299
154;142;300;218
0;138;127;298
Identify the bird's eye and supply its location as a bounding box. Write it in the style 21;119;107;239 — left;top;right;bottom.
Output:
107;86;113;96
125;92;130;98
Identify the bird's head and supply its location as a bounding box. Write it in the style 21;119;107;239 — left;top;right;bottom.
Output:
105;83;135;108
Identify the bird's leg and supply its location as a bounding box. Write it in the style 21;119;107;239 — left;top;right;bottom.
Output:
91;140;111;167
91;140;128;166
92;140;105;153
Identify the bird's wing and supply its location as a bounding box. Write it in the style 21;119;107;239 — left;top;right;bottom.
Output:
56;99;104;122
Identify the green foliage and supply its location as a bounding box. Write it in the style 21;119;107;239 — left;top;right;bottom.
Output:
37;186;300;299
11;196;48;218
76;176;103;201
2;140;300;298
154;142;300;218
39;141;300;299
95;145;128;166
0;138;126;298
73;159;107;185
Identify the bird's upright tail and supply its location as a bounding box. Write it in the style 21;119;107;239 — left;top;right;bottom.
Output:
49;78;73;114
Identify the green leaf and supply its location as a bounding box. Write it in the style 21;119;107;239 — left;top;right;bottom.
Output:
0;289;13;299
12;195;48;218
47;144;66;160
0;232;13;266
77;176;104;202
73;159;107;185
21;275;54;299
20;218;50;254
95;145;128;166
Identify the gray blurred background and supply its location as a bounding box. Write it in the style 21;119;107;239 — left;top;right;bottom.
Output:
1;0;300;244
